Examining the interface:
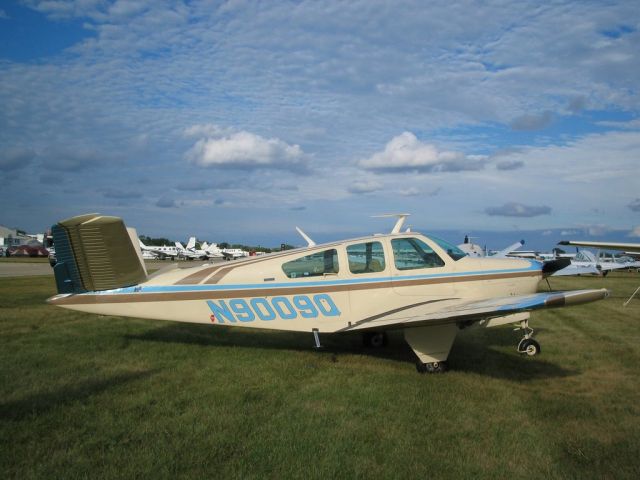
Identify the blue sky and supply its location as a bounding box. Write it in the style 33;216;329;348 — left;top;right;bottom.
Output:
1;0;639;249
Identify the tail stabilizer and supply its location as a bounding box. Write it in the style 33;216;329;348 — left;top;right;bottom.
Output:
51;214;148;294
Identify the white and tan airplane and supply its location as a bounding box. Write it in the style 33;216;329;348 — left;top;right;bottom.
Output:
47;213;608;373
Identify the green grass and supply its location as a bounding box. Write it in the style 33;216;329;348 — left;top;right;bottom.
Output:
1;273;639;479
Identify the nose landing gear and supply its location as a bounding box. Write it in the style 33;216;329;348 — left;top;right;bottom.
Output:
516;318;541;356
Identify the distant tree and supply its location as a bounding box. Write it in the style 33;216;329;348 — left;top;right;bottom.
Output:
139;235;175;246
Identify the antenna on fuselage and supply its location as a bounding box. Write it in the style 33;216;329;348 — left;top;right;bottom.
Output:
372;213;411;234
295;226;316;247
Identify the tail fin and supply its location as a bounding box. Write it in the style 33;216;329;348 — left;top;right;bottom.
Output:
186;236;196;250
51;214;148;294
175;241;185;250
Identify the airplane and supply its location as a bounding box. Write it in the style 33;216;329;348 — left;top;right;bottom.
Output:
559;239;640;305
174;239;203;260
139;239;179;260
47;213;609;373
204;242;226;259
552;249;628;277
457;235;525;259
221;247;249;260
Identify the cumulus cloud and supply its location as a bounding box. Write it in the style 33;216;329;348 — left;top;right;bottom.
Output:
628;226;640;238
0;148;36;171
485;202;552;217
348;180;383;194
184;125;307;172
358;132;486;173
156;196;177;208
628;199;640;212
398;187;420;196
510;111;553;131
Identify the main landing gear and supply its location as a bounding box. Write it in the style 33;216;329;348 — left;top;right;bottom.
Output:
415;361;447;374
516;318;541;356
362;331;388;348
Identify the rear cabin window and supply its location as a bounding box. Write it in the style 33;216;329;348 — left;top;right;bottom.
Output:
391;238;445;270
347;241;386;274
282;249;339;278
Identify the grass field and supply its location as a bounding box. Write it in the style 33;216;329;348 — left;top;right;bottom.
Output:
1;272;639;479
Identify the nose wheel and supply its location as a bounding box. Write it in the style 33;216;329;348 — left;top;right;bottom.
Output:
516;319;541;356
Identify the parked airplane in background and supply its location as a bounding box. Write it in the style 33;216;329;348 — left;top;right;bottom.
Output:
139;240;179;260
48;213;609;373
222;247;249;260
559;239;640;305
457;235;525;259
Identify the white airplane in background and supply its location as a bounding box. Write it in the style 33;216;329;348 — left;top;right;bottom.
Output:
204;243;226;259
458;235;525;259
222;247;249;260
175;237;209;260
139;239;179;260
558;239;640;305
48;213;608;373
554;245;635;277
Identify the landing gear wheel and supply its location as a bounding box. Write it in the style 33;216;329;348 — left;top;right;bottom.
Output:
362;331;388;348
416;361;448;374
518;338;541;356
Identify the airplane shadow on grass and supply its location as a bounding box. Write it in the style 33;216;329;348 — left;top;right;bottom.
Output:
126;322;577;381
0;370;157;422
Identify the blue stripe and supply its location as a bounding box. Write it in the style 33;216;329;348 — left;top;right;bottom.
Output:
497;293;552;311
87;260;542;297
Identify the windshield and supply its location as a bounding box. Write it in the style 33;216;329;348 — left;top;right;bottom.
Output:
429;236;467;261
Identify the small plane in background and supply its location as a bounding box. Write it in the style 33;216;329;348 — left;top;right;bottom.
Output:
552;249;629;277
558;239;640;305
48;213;608;373
139;239;179;260
458;235;525;259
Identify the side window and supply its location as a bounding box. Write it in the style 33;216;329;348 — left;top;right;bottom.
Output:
347;241;386;274
391;238;445;270
282;249;339;278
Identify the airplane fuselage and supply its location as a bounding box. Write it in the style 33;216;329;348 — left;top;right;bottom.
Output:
49;233;542;333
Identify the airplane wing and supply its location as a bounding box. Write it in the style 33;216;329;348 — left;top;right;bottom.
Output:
493;240;524;258
558;240;640;253
340;289;608;332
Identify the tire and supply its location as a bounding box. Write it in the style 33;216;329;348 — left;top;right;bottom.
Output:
416;361;447;374
520;338;541;356
363;331;387;348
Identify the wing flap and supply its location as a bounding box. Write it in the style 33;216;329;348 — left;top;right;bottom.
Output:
341;289;609;332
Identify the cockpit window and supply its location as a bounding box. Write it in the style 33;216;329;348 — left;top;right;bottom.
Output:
430;236;467;261
282;249;339;278
347;241;386;274
391;238;445;270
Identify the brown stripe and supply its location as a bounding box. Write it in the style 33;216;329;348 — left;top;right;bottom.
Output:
173;250;303;286
338;298;456;332
544;294;566;307
174;265;226;285
202;245;346;285
50;270;541;306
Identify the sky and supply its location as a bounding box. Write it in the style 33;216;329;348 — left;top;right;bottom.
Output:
0;0;639;249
